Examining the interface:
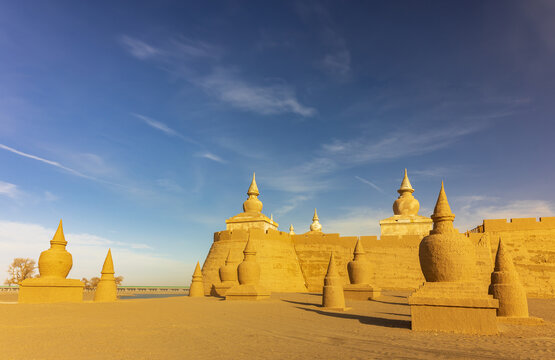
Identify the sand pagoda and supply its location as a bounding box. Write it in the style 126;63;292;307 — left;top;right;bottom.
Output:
322;252;347;311
94;249;118;302
308;208;322;233
18;220;84;303
226;234;270;300
189;262;205;297
212;250;239;297
343;239;380;300
408;182;499;334
379;169;433;236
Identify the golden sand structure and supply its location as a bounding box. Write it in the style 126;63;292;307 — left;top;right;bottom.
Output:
18;220;84;303
322;252;347;311
189;262;204;297
94;249;117;302
408;182;499;334
202;171;555;299
344;238;381;300
212;250;238;297
225;235;270;300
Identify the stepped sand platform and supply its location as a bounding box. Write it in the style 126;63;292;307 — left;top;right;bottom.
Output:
0;291;553;359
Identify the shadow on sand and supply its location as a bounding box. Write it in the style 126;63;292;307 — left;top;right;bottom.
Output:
281;299;320;307
369;299;409;306
295;306;411;329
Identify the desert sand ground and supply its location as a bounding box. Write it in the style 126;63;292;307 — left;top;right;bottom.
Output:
0;291;553;360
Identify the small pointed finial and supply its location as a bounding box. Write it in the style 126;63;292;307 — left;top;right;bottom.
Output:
432;181;454;218
193;261;202;277
289;224;295;235
243;234;256;255
247;172;259;196
101;249;115;274
398;168;414;193
51;219;67;245
270;213;273;221
225;249;232;265
353;238;365;255
313;208;319;221
325;252;339;278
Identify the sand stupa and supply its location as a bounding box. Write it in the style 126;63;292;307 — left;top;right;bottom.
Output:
489;239;542;324
189;262;205;297
379;169;433;236
18;220;84;303
343;239;381;300
322;252;347;311
408;182;499;334
94;249;118;302
289;224;295;235
212;251;238;297
225;234;270;300
309;208;322;233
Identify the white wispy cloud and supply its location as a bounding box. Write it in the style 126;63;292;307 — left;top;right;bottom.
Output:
156;178;185;193
0;143;91;179
131;113;200;145
197;68;316;117
274;195;310;216
195;152;226;163
0;181;19;199
119;35;316;117
119;35;161;59
326;206;390;236
321;49;351;77
0;220;188;286
355;176;384;193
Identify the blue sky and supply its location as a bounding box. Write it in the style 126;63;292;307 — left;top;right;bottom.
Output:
1;1;554;285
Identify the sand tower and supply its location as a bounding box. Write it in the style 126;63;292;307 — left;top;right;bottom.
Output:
212;251;238;297
226;234;270;300
408;182;499;334
289;224;295;235
18;220;84;303
489;239;542;324
94;249;118;302
189;262;205;297
379;169;433;236
309;209;322;233
343;239;381;300
322;252;347;311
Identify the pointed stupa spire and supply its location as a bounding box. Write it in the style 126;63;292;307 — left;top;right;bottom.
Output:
310;208;322;232
51;219;67;246
325;252;339;278
193;261;202;277
247;172;259;196
430;181;456;234
494;239;516;273
243;234;256;256
225;249;232;265
243;172;263;213
101;249;115;275
398;168;414;194
289;224;295;235
353;238;365;255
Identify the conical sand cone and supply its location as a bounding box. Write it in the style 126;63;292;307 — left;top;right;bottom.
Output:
94;249;117;302
189;262;204;297
489;239;529;317
322;252;346;310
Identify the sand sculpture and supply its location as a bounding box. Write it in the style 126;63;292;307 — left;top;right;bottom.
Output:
343;239;381;300
189;262;205;297
489;239;543;324
322;252;347;311
379;169;433;236
289;224;295;235
212;251;238;297
94;249;118;302
408;182;499;334
309;208;322;232
18;220;84;303
226;235;270;300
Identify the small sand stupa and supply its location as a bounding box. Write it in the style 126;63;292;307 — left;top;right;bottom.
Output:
289;224;295;235
94;249;118;302
225;173;278;231
343;239;381;300
408;182;499;334
379;169;433;236
225;234;270;300
18;220;84;303
322;252;347;311
309;208;322;233
189;262;205;297
213;251;238;297
489;239;542;324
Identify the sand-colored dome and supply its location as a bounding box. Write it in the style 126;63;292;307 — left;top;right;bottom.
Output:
347;238;370;285
38;220;73;279
419;182;477;282
219;250;238;285
310;208;322;232
237;235;261;286
242;173;263;213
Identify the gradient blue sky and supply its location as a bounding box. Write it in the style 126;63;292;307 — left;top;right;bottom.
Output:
1;1;554;285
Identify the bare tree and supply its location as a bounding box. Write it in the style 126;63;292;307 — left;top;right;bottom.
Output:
5;258;36;285
115;276;124;286
81;275;123;288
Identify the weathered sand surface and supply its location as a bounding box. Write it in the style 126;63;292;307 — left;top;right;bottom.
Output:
0;291;553;359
